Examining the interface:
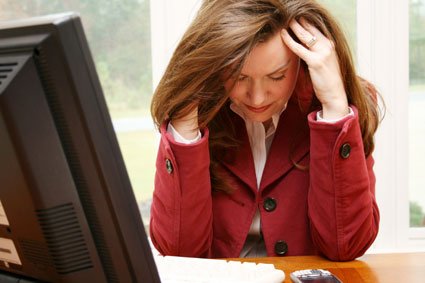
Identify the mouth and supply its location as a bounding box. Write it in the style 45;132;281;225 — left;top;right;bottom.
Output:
245;104;271;113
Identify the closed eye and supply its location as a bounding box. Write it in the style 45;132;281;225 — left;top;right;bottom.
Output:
237;75;248;81
269;74;286;81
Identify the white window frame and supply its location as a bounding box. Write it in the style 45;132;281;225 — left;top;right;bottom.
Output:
150;0;425;253
150;0;201;88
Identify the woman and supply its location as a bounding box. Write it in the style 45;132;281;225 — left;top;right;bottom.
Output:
150;0;381;261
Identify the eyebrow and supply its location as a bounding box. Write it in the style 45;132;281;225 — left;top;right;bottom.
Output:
266;60;292;76
240;59;291;77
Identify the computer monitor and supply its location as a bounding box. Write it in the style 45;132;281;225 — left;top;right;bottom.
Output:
0;12;160;282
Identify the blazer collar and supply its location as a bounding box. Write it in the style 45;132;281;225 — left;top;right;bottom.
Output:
219;102;310;194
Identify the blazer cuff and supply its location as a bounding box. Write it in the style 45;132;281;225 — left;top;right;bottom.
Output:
316;107;355;124
167;122;202;144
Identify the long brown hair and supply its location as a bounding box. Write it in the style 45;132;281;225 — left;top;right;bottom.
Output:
151;0;381;192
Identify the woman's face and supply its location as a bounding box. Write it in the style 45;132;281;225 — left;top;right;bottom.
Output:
225;32;300;123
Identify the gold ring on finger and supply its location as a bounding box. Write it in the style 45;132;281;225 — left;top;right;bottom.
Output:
306;36;317;48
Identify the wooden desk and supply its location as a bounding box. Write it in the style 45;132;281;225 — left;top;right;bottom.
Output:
233;252;425;282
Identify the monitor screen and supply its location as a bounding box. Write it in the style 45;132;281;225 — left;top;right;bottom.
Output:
0;12;160;282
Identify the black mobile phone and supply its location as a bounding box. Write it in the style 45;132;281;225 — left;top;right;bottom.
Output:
290;269;343;283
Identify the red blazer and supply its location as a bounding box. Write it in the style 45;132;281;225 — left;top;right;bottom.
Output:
149;102;379;261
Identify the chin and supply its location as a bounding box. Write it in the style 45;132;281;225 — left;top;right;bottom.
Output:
246;114;272;123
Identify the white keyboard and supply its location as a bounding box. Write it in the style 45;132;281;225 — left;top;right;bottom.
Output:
153;255;285;283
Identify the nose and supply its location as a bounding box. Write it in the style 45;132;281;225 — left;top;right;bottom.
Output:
248;80;266;106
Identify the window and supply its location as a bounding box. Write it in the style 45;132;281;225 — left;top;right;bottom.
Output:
0;0;155;229
409;0;425;228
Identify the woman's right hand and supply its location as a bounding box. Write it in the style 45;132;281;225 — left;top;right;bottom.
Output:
170;105;199;140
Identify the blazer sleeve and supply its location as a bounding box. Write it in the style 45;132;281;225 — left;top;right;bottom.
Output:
307;106;380;261
149;122;213;257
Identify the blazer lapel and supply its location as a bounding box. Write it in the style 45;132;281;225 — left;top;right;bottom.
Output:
259;102;310;191
218;112;258;193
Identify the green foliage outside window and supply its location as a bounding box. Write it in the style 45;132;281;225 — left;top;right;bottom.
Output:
410;201;425;227
410;0;425;86
0;0;153;115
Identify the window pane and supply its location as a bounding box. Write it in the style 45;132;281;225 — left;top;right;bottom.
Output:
0;0;154;228
409;0;425;227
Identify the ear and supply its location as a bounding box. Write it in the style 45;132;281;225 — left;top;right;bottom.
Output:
291;62;314;113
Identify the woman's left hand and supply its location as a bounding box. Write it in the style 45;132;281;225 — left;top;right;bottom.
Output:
281;18;349;119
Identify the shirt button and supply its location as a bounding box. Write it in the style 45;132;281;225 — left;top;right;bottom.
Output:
340;143;351;159
165;158;173;174
263;197;277;212
274;240;288;256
